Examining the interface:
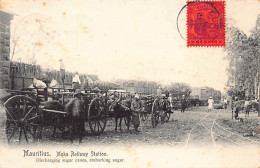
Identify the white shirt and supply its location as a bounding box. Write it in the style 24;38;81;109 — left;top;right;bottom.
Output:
208;99;214;107
244;100;249;107
72;74;81;84
168;97;173;107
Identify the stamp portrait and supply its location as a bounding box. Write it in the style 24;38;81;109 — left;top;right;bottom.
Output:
187;1;225;47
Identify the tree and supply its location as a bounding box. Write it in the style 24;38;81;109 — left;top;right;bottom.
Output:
90;81;123;91
225;15;260;99
164;82;191;99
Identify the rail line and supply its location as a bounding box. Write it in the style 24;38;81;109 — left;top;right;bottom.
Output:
216;107;258;144
200;122;242;147
214;121;258;144
185;112;211;148
210;110;220;147
185;109;251;148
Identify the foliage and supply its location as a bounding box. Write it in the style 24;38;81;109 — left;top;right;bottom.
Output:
115;79;157;88
90;81;123;91
225;15;260;99
114;79;158;94
164;82;191;99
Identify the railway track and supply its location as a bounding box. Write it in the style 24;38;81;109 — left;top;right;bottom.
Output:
214;121;258;145
200;120;242;147
185;112;211;148
185;109;257;148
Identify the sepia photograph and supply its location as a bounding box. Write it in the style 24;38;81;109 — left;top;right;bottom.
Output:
0;0;259;167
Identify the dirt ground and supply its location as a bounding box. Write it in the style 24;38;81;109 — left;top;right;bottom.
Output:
24;106;260;147
1;105;259;147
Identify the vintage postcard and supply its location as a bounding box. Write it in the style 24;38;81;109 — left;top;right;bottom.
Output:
0;0;259;167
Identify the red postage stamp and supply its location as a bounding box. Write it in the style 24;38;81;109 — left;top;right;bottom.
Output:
187;1;225;47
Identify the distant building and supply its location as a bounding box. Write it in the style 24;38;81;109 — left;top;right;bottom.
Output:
190;87;221;102
0;10;13;89
123;81;157;95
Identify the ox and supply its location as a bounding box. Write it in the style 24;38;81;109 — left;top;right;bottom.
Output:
113;99;132;132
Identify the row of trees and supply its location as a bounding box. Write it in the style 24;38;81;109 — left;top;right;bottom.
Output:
225;15;260;100
163;82;192;99
88;80;192;98
89;81;123;91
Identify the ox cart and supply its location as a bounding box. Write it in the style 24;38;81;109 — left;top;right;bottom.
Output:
138;94;173;128
3;88;108;144
3;87;174;144
150;96;173;127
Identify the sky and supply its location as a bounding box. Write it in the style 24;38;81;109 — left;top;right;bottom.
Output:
1;0;260;91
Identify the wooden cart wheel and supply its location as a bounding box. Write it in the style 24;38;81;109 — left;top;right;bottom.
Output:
88;97;107;135
151;98;160;128
4;95;43;144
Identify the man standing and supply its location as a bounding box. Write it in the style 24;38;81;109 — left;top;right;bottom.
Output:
160;94;171;122
131;94;143;132
180;95;187;113
168;93;173;110
59;59;65;89
72;72;81;91
244;98;250;117
65;89;85;143
223;97;228;109
208;97;214;112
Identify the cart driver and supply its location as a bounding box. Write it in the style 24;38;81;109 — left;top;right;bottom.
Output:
131;94;143;132
65;89;85;143
160;94;169;122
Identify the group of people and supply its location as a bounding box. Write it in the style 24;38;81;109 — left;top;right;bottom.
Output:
65;89;146;143
232;97;259;120
66;90;183;143
162;94;188;113
64;72;260;143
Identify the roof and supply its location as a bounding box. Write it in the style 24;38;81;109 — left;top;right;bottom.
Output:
0;10;16;17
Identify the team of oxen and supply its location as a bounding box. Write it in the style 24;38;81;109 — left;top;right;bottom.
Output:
0;88;156;143
39;96;141;138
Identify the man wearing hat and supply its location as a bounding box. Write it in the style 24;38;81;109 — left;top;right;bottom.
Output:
160;94;171;122
168;93;173;109
65;89;85;143
180;95;187;113
208;96;214;112
160;94;167;110
131;94;143;132
244;97;250;117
